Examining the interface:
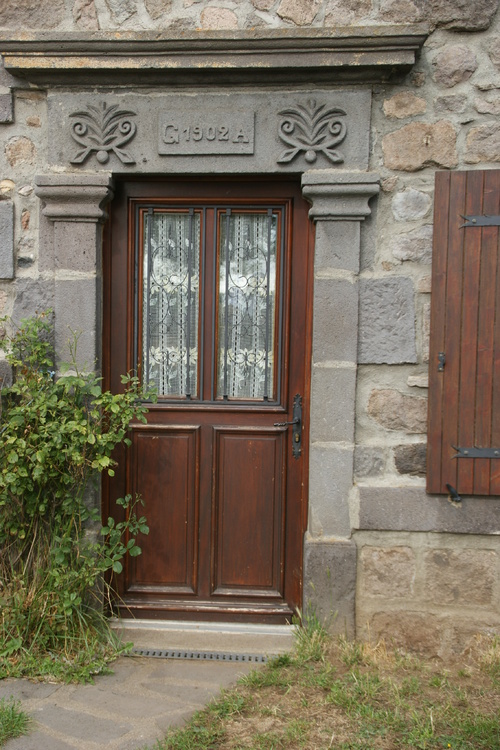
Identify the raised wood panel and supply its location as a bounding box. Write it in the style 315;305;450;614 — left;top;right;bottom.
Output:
128;425;200;593
212;427;285;597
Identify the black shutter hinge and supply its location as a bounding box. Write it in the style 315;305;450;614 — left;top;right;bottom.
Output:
438;352;445;371
460;214;500;228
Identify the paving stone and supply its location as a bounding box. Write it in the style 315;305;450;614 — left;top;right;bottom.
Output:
5;731;75;749
35;705;131;742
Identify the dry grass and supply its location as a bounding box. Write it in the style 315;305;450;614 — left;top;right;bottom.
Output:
151;628;500;750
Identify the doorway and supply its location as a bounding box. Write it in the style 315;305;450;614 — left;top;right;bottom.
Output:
103;179;313;622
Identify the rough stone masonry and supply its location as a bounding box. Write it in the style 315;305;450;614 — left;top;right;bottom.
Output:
0;0;499;656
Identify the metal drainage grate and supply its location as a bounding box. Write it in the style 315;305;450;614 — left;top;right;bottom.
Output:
130;647;269;663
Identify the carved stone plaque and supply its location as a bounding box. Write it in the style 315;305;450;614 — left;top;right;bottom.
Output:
158;111;255;155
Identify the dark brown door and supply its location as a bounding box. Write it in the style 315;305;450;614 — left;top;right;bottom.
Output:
103;179;312;622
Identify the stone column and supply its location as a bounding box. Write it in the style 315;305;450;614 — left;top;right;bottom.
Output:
301;170;379;635
34;174;113;370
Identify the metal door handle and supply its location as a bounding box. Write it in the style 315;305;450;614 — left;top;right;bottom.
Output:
273;394;302;459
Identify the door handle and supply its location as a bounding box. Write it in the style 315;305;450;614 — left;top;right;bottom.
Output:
274;394;302;459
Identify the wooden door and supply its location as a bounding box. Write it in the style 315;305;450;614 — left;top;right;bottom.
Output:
103;179;312;622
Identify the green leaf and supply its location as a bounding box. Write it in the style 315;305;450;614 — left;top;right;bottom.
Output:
112;560;123;574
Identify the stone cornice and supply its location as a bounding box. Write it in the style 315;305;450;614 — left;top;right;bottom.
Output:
35;174;114;222
302;170;380;221
0;26;428;86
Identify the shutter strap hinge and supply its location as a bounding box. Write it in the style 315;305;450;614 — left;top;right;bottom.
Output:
460;214;500;228
438;352;445;371
452;446;500;458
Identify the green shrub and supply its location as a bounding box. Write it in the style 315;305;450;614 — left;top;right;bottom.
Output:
0;311;156;680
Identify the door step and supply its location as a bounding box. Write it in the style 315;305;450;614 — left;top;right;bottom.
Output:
111;618;295;658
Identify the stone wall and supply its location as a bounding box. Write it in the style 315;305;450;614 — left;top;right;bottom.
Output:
1;0;500;653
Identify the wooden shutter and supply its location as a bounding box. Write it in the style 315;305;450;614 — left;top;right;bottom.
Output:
427;169;500;496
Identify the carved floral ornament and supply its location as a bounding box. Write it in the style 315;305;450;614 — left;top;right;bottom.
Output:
69;102;137;165
277;99;347;165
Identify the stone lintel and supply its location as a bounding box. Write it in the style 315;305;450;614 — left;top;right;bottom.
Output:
302;171;380;221
358;486;500;535
34;174;114;223
0;27;428;86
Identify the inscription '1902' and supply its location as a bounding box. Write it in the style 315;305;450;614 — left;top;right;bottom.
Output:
158;112;255;156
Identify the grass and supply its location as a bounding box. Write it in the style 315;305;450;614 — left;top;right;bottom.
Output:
0;696;31;746
148;629;500;750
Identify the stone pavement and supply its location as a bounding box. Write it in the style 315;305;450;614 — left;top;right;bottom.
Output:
0;622;294;750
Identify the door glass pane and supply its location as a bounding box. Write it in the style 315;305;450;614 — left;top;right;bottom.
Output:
217;210;278;400
143;210;201;398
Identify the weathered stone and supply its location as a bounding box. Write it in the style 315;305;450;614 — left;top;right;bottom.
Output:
422;299;430;362
200;7;238;28
145;0;172;19
466;123;500;163
0;358;12;389
360;546;416;597
313;278;359;363
26;116;41;127
304;540;356;637
17;185;33;197
383;91;426;119
311;365;356;443
418;275;431;293
325;0;372;24
251;0;275;9
358;487;500;535
381;176;398;193
394;443;427;475
0;92;13;124
368;389;427;433
407;373;429;387
21;209;29;231
391;225;433;264
474;95;500;115
358;278;417;365
489;37;500;69
104;0;136;24
0;201;14;280
435;94;468;114
432;45;478;88
364;611;444;655
382;121;457;171
309;445;354;538
410;70;426;87
379;0;424;23
5;136;36;167
0;290;7;315
392;188;431;221
277;0;322;25
12;279;54;325
0;0;67;28
73;0;99;29
354;446;385;478
424;549;497;605
430;0;499;31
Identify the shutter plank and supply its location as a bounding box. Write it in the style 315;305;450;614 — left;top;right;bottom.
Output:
458;170;483;495
427;171;451;493
490;178;500;492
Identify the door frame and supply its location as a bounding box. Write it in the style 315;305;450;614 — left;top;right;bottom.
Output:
102;176;314;622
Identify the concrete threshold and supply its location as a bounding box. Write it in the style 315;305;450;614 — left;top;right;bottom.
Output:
110;618;296;657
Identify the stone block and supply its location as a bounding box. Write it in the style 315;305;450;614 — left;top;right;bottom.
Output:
277;0;322;25
0;92;13;124
54;222;99;273
314;220;360;274
12;278;54;325
309;445;354;538
435;94;468;114
55;278;98;368
466;123;500;163
367;389;427;432
360;546;416;598
430;0;499;31
325;0;372;24
358;277;417;365
379;0;424;23
424;548;497;606
310;365;356;443
391;225;432;264
0;0;67;28
313;277;358;364
474;95;500;115
383;91;426;119
394;443;427;475
104;0;136;24
201;7;238;28
303;539;356;637
73;0;100;30
357;486;500;535
382;121;457;171
432;45;478;88
354;446;385;478
5;136;36;167
392;188;431;221
0;201;14;280
37;704;130;742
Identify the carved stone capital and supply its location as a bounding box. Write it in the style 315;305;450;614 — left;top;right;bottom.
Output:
301;170;380;221
34;174;114;223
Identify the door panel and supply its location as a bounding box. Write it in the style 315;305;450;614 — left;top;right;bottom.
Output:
104;179;312;622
